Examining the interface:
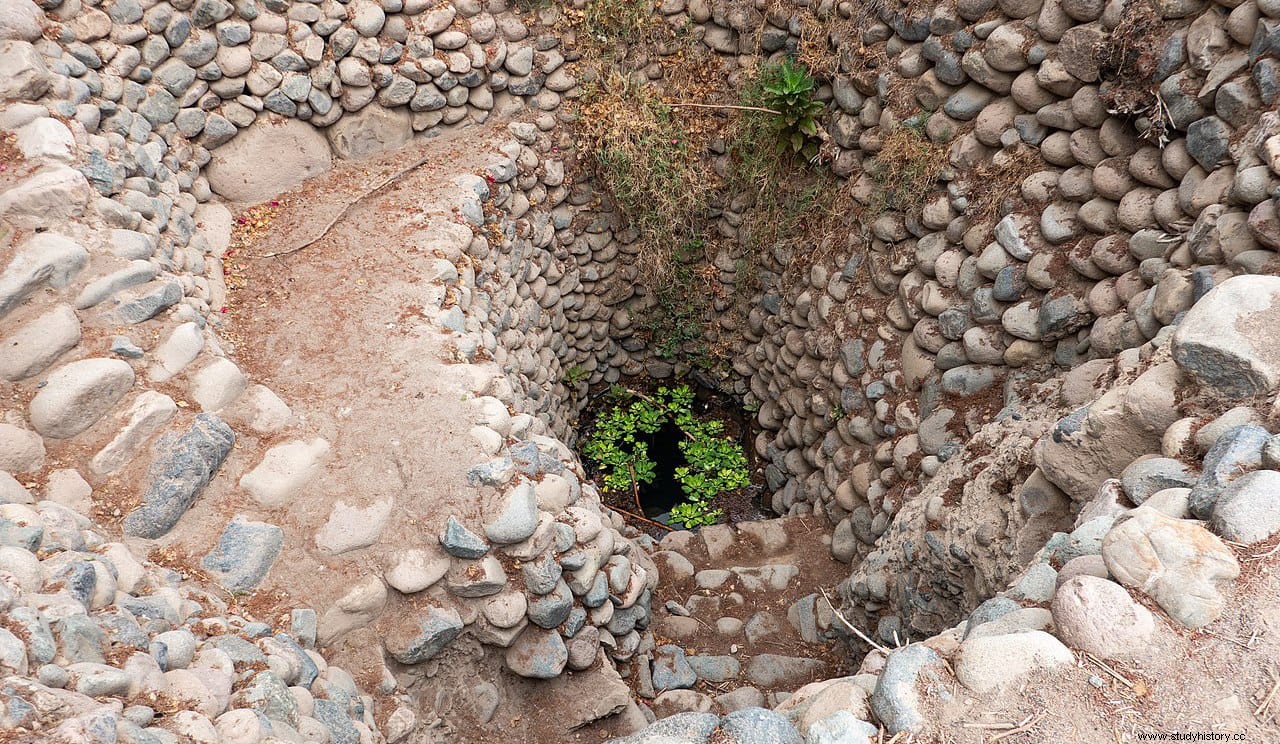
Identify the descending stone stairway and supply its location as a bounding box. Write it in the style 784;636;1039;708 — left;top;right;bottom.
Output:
626;517;855;719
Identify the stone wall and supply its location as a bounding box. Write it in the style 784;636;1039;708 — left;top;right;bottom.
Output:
586;0;1280;639
0;0;665;738
5;0;1280;738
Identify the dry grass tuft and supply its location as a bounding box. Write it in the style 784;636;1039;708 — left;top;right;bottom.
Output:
580;0;654;45
736;164;861;280
1096;0;1173;144
963;144;1043;225
793;0;885;80
574;74;717;283
867;125;950;214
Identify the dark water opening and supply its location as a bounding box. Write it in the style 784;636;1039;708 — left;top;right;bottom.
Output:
638;421;686;520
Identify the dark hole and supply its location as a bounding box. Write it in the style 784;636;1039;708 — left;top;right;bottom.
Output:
637;421;686;521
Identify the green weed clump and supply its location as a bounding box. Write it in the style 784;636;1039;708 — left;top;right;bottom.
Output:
561;364;588;387
758;59;825;160
733;59;825;187
582;385;749;529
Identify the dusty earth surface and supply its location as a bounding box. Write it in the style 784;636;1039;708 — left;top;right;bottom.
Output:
142;127;512;680
915;538;1280;743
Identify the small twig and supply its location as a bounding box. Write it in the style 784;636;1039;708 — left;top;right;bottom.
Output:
257;151;436;258
820;588;891;655
1247;540;1280;561
1255;672;1279;718
689;615;716;632
665;102;781;115
962;722;1016;730
988;713;1043;743
628;463;644;514
1085;653;1134;689
601;504;674;532
1202;629;1257;650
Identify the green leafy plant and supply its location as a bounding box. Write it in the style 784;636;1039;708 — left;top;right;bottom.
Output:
758;59;825;160
581;395;663;493
582;385;749;529
562;364;588;387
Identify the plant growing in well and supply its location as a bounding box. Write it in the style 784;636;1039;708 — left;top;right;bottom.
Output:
562;364;588;387
582;385;749;529
758;59;825;160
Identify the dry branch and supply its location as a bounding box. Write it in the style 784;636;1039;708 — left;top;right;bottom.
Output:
258;151;437;259
988;713;1044;742
820;587;891;655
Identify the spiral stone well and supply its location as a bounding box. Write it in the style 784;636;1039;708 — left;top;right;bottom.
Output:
2;0;1280;741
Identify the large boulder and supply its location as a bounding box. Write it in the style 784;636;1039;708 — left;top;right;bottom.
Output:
1211;469;1280;543
774;676;871;732
1051;576;1156;659
1101;507;1240;628
200;516;284;592
122;415;235;538
0;0;44;42
0;40;51;100
0;166;92;228
205;118;331;203
955;631;1074;693
383;606;464;664
505;627;567;679
1172;275;1280;399
325;104;412;160
870;645;947;734
0;233;88;321
1034;387;1164;502
29;359;134;438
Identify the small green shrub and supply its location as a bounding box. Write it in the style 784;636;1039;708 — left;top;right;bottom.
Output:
562;364;588;387
758;59;825;160
582;385;749;529
732;59;826;191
